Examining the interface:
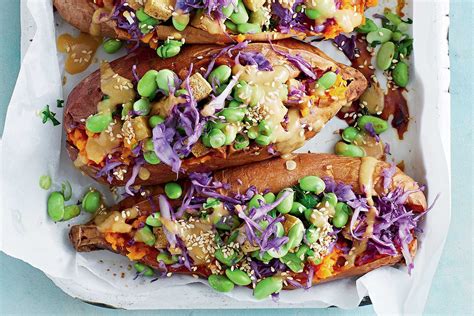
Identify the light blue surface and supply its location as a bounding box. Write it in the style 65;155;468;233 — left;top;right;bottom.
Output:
0;1;472;315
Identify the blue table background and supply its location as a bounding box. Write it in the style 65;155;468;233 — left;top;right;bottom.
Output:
0;1;472;314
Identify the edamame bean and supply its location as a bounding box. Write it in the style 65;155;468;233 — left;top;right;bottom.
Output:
307;254;322;265
233;80;253;103
86;113;112;133
134;263;154;276
157;43;181;59
208;274;234;292
356;18;378;33
149;115;164;129
225;20;238;32
336;202;351;215
223;124;238;145
263;192;276;204
144;151;161;165
164;182;182;199
209;65;232;85
290;201;306;215
287;219;304;249
255;134;271;147
237;22;261;34
121;102;132;118
215;248;242;266
134;226;156;246
233;134;250;150
384;12;402;26
253;277;283;300
143;138;154;151
397;22;409;33
249;8;267;26
146;212;162;227
280;252;304;273
133;98;151;116
305;8;321;20
172;14;190;31
357;115;388;134
61;180;72;201
249;85;264;107
298;193;319;209
258;120;272;136
156;252;178;264
136;8;151;21
391;31;403;41
225;269;251;286
252;250;273;262
138;70;159;97
47;192;64;221
299;176;325;194
63;205;80;221
222;4;235;17
392;62;409;87
248;194;265;209
218;108;246;123
247;126;258;140
332;208;349;228
376;42;396;70
367;28;393;44
230;0;249;24
305;226;320;244
321;193;337;207
334;142;365;157
82;189;102;213
296;244;309;259
103;39;122;54
209;128;226;148
342;126;362;143
228;100;241;109
267;242;289;258
275;189;294;214
156;69;177;95
317;72;337;90
39;175;51;190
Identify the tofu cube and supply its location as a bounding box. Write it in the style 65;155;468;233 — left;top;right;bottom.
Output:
144;0;175;21
184;73;212;102
243;0;266;12
125;0;145;11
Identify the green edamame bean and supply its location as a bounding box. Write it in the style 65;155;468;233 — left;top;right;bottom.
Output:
149;115;164;129
356;18;378;33
263;192;276;204
321;193;337;207
391;31;403;42
134;226;156;246
233;80;253;102
63;205;80;221
252;250;273;262
121;102;132;118
307;254;322;265
225;20;238;32
225;268;251;286
208;274;234;292
258;221;284;238
61;180;72;201
136;8;151;22
146;212;162;227
209;65;232;85
157;44;181;59
143;138;154;151
230;0;249;24
133;98;151;116
298;193;319;209
237;22;261;34
376;42;396;70
275;189;294;214
305;226;320;244
367;28;393;44
357;115;389;134
209;128;226;148
249;85;264;107
223;124;238;145
336;202;351;215
299;176;325;194
144;151;161;165
258;120;272;136
332;209;349;228
392;62;409;87
287;219;304;249
156;252;178;264
103;39;122;54
215;84;228;95
334;142;365;157
290;201;306;215
296;244;310;259
215;248;242;266
164;182;182;199
255;134;271;147
267;242;289;258
247;126;258;140
47;192;64;221
143;17;158;26
222;4;235;17
248;194;265;209
397;22;409;33
82;189;101;213
156;69;177;95
233;134;250;150
172;14;190;31
317;72;337;90
218;108;246;123
253;277;283;300
280;252;304;273
384;12;402;26
86;112;112;133
249;8;267;26
39;175;51;190
138;70;159;97
134;263;154;276
305;8;321;20
342;126;362;143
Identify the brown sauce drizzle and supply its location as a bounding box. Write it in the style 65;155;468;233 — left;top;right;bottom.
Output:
57;33;101;74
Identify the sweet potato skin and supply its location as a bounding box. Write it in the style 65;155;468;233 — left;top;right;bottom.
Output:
69;154;424;288
64;41;367;186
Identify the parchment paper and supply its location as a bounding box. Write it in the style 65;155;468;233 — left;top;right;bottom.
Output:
0;0;451;313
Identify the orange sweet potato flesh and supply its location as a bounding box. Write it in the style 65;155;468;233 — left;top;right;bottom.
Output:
64;40;367;186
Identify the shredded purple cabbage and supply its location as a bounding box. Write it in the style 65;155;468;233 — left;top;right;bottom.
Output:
364;123;380;142
269;41;316;80
333;34;357;60
237;51;273;71
124;157;144;195
323;177;357;202
96;159;123;184
381;164;397;191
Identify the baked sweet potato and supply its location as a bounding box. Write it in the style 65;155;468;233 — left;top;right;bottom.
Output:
70;153;427;297
54;0;375;45
64;40;367;188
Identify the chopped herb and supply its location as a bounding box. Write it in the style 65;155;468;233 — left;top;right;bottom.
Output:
203;197;220;209
56;99;64;108
41;105;60;126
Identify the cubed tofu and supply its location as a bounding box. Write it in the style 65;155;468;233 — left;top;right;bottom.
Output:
153;227;168;249
125;0;145;10
144;0;175;21
131;116;151;141
243;0;266;12
191;11;225;35
184;73;213;102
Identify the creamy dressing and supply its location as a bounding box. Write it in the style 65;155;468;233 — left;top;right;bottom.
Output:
99;62;136;111
57;33;100;74
84;122;122;164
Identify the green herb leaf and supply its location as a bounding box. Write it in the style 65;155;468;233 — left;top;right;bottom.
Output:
56;99;64;108
203;197;220;209
41;105;61;126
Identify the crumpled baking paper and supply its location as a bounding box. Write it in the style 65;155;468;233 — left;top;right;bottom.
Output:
0;0;451;313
